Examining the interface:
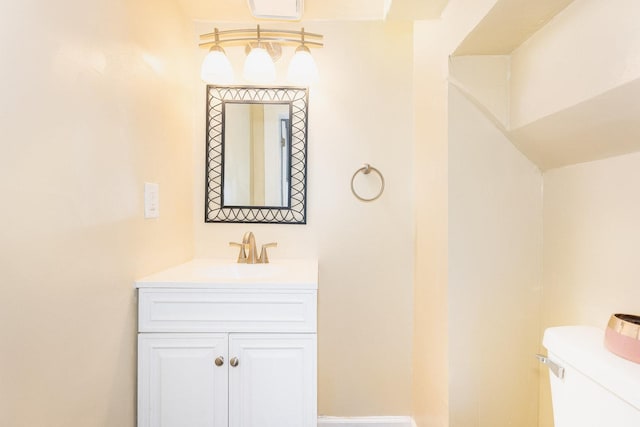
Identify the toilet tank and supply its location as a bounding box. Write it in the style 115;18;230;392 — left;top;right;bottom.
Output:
543;326;640;427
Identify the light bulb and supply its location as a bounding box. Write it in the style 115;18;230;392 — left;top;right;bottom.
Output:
287;45;319;86
200;46;234;84
243;46;276;84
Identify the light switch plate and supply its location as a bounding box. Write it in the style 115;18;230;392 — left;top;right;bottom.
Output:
144;182;159;219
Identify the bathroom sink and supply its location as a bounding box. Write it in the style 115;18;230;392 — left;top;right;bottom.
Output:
135;258;318;289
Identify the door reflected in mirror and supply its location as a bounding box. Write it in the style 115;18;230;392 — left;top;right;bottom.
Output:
223;103;290;208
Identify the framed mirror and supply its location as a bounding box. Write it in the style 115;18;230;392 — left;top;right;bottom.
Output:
205;86;308;224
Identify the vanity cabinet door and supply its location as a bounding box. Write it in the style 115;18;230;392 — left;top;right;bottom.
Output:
228;334;317;427
138;334;228;427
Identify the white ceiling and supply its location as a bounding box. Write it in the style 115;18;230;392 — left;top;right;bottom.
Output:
176;0;449;22
454;0;575;55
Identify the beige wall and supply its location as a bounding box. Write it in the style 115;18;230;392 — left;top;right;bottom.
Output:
0;0;194;425
412;18;450;427
449;55;510;129
193;21;415;416
540;152;640;426
411;2;503;426
448;84;542;427
412;2;514;426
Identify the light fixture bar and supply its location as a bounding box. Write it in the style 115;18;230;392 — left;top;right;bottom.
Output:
201;27;322;39
199;38;323;49
199;26;323;49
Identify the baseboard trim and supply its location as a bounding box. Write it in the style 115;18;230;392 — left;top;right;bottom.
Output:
317;416;414;427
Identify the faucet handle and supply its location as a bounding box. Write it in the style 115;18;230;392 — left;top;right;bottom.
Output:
229;242;247;263
258;242;277;264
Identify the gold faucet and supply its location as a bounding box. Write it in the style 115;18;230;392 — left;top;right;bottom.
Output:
229;232;277;264
242;231;258;264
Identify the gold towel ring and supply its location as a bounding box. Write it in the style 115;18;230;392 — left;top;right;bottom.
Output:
351;164;385;202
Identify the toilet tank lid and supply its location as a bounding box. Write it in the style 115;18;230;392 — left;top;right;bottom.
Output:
543;326;640;411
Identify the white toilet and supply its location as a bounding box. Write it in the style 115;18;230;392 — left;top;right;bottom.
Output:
542;326;640;426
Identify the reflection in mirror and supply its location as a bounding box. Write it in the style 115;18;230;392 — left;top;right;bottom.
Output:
223;103;290;208
205;86;308;224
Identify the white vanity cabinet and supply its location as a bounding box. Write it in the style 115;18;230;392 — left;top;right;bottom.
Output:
135;259;318;427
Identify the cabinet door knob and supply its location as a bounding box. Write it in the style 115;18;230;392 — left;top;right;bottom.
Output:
215;356;224;367
230;357;239;367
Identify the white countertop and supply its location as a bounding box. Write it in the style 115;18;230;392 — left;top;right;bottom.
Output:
135;258;318;290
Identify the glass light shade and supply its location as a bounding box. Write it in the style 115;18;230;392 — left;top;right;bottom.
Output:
287;45;319;86
200;46;234;84
243;46;276;84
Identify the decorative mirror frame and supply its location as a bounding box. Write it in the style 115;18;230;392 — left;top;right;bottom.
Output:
205;86;309;224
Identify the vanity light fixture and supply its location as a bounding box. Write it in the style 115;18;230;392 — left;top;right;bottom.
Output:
199;25;323;85
200;30;234;84
287;44;318;85
242;26;277;83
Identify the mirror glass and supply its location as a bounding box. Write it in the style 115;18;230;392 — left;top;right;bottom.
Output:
205;86;308;224
223;103;290;208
